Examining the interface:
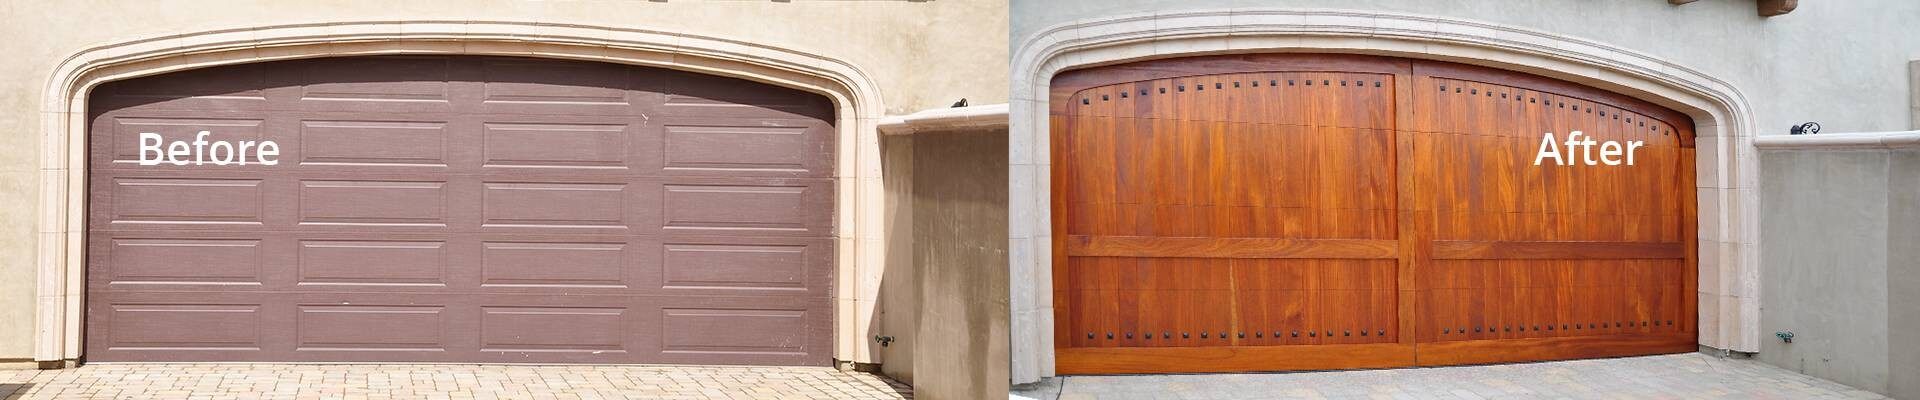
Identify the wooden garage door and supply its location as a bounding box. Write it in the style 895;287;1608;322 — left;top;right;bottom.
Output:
85;56;836;365
1051;54;1696;374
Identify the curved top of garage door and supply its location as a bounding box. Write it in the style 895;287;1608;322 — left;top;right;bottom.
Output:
84;55;837;365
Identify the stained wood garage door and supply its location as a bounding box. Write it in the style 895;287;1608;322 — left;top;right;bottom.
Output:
85;56;836;365
1051;54;1697;374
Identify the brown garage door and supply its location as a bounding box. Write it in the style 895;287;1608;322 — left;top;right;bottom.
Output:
85;56;836;365
1050;54;1696;374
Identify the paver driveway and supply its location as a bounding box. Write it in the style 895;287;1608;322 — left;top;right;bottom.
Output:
0;364;910;400
1012;353;1888;400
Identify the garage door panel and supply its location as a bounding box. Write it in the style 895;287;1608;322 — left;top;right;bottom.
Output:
93;116;270;169
283;57;459;115
1414;59;1690;360
474;59;645;117
296;239;451;287
655;119;835;178
659;308;808;355
479;305;632;354
649;297;832;365
301;179;452;226
658;179;834;236
88;55;834;365
89;65;274;114
658;237;832;295
91;237;266;287
88;89;273;115
658;72;834;121
477;241;631;289
296;119;453;167
479;181;632;230
478;121;637;169
95;176;270;227
1055;63;1407;372
93;302;268;352
1055;55;1694;374
295;304;451;352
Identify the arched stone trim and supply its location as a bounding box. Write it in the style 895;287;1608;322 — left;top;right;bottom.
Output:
1009;9;1762;383
34;21;890;365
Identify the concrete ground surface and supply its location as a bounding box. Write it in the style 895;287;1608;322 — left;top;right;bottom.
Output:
1011;353;1889;400
0;363;910;399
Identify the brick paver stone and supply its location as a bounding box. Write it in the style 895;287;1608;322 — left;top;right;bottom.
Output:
1;365;909;400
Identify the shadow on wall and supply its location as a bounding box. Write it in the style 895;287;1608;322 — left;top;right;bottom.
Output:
877;129;1012;400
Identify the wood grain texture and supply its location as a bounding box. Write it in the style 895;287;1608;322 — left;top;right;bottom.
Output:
1051;54;1698;374
1431;241;1686;260
1056;343;1416;374
1413;334;1698;366
1067;236;1399;259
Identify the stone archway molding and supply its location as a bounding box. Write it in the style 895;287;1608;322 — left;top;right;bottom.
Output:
34;20;890;366
1008;8;1763;384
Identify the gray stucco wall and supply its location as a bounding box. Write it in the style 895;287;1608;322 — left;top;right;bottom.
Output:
1888;150;1919;400
1758;150;1893;394
1014;0;1920;134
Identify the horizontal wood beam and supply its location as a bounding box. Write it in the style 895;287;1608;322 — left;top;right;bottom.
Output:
1432;240;1687;260
1066;235;1400;259
1415;334;1697;366
1057;343;1415;374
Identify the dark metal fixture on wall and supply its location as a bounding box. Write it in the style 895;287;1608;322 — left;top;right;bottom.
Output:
1669;0;1798;17
1790;122;1821;135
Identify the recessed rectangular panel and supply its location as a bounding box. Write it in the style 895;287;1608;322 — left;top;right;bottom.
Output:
482;183;626;228
110;178;263;224
662;185;809;232
296;305;445;351
481;242;626;287
107;238;261;284
298;240;446;286
663;125;809;172
299;120;447;166
481;61;629;105
105;304;261;350
663;71;817;111
98;65;267;102
300;57;449;102
661;309;807;355
109;118;264;165
482;123;629;169
662;244;806;291
480;307;626;353
299;180;446;226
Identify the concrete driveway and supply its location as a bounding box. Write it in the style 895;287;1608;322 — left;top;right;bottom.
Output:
1012;353;1886;400
1;363;910;400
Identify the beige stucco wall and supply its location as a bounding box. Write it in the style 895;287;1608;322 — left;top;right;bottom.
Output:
907;130;1010;400
0;0;1007;363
